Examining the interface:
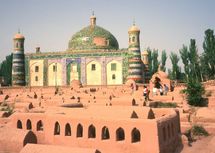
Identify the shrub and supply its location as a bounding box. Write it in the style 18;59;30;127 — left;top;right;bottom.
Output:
192;125;209;136
149;101;177;108
184;79;206;106
184;125;209;142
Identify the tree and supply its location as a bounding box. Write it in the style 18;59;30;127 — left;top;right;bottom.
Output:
180;45;189;81
160;50;167;72
202;29;215;80
169;52;181;80
146;47;153;77
184;79;205;106
152;49;159;75
189;39;201;82
0;54;12;85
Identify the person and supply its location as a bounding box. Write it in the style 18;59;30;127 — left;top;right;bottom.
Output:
152;87;157;96
159;86;163;96
130;83;134;94
164;84;169;95
143;85;149;101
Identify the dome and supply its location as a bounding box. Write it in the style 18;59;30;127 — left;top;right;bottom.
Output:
68;24;119;51
128;24;140;33
14;33;25;39
142;50;148;55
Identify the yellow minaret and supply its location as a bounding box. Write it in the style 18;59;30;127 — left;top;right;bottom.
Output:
90;11;96;26
127;21;143;83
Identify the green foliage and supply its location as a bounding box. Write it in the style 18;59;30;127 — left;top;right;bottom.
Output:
201;29;215;80
0;54;12;85
180;45;189;81
149;101;177;108
189;39;201;82
169;52;181;80
160;50;167;72
147;47;153;77
184;79;206;106
152;49;159;74
147;48;159;77
191;125;209;136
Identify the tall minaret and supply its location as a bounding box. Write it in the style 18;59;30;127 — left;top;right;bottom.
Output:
12;31;25;86
127;22;143;83
90;11;96;26
142;50;150;83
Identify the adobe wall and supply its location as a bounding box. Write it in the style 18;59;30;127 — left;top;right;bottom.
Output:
10;109;180;153
0;127;37;153
156;109;181;153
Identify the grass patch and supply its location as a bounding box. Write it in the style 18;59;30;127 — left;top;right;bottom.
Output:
184;124;209;143
191;125;209;136
149;101;177;108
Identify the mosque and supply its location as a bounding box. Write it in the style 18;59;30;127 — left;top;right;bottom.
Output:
12;14;149;87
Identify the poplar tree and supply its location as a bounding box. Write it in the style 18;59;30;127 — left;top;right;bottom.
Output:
202;29;215;80
152;49;159;74
0;54;12;85
179;45;189;81
160;50;167;72
189;39;201;82
169;52;181;80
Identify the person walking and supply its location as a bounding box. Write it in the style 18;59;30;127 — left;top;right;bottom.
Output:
143;85;149;101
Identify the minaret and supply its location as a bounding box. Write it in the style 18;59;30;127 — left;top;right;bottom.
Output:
142;50;150;83
12;31;26;86
127;22;143;83
90;11;96;26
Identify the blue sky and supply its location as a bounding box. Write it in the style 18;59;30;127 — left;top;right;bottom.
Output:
0;0;215;67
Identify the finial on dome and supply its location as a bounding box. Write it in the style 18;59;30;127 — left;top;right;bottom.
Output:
18;28;20;34
133;18;136;26
90;11;96;26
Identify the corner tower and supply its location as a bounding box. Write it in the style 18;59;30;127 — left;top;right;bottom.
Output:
12;31;25;86
127;23;143;83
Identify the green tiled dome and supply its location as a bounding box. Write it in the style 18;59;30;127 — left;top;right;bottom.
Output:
68;25;119;51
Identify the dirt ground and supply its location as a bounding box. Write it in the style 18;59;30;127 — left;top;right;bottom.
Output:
180;135;215;153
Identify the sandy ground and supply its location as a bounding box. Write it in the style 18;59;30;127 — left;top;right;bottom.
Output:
180;135;215;153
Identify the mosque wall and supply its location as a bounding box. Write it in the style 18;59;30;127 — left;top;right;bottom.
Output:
106;60;122;85
26;51;128;86
86;60;102;85
29;60;44;86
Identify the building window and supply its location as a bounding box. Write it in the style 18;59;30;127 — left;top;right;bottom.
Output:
17;120;22;129
35;66;39;72
131;128;141;143
105;39;109;45
35;76;38;82
129;37;131;43
53;65;57;72
54;122;60;135
91;64;96;71
26;119;32;130
112;74;116;80
16;42;19;48
132;36;135;42
102;126;110;140
111;63;116;71
88;124;96;138
116;127;125;141
37;120;43;131
77;124;83;137
65;123;71;136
